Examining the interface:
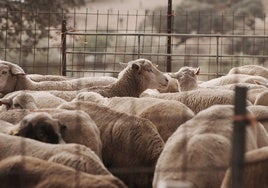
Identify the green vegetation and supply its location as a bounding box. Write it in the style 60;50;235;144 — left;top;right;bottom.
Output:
0;0;85;50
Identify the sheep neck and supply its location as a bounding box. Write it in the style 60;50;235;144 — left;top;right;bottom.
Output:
111;70;144;97
15;75;74;91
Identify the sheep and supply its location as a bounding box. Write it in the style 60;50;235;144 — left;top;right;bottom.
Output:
6;112;66;144
0;112;66;145
254;90;268;106
0;92;38;110
168;66;200;92
199;74;268;87
142;88;247;114
157;74;178;93
228;64;268;79
199;83;267;104
28;73;70;82
0;132;110;175
58;101;164;188
0;60;117;95
247;105;268;132
0;156;127;188
0;90;67;110
0;109;102;159
51;110;102;159
75;92;195;142
153;105;268;188
148;66;200;94
221;146;268;188
80;58;169;97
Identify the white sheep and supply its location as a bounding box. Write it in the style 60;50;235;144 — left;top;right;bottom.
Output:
0;91;69;110
153;105;268;188
168;66;200;92
254;90;268;106
199;74;268;87
247;105;268;132
0;133;110;175
228;64;268;79
0;60;117;96
75;92;195;142
0;109;102;159
28;73;70;82
80;58;169;97
0;155;127;188
221;146;268;188
201;83;267;104
157;74;179;93
58;101;164;188
52;110;102;159
142;88;245;114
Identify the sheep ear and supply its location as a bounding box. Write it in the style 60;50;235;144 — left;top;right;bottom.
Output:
119;62;128;69
132;63;141;72
254;80;261;85
2;61;25;75
0;98;12;108
9;129;18;136
59;123;67;134
194;67;200;75
168;73;177;79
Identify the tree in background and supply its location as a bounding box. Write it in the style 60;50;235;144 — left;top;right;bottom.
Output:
143;0;264;41
140;0;266;67
0;0;85;54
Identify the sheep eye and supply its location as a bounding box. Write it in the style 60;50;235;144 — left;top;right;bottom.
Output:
14;103;22;109
2;71;7;75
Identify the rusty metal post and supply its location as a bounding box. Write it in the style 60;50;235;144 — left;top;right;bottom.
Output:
166;0;173;72
232;86;248;188
61;19;67;76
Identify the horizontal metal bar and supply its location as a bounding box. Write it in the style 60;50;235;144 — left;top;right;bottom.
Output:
66;32;268;38
66;69;119;74
66;51;268;58
66;69;226;76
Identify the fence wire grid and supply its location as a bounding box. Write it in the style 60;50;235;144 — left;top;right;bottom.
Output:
0;6;268;188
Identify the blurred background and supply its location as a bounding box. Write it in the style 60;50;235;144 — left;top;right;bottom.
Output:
0;0;268;80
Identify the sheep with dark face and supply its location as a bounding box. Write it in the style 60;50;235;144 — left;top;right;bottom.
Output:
0;112;65;144
0;156;127;188
12;112;66;144
80;58;169;97
0;60;117;96
0;110;102;158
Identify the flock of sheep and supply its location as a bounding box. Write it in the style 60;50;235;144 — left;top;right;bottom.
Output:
0;58;267;188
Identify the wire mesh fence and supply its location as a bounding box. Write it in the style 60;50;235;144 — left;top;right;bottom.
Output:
0;6;268;188
1;8;268;80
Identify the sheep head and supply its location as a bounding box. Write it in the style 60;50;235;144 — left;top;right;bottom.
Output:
0;60;25;95
12;112;66;144
0;93;38;110
119;59;168;91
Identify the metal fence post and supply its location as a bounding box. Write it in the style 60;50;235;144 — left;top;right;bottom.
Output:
232;86;248;188
166;0;173;72
61;19;67;76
